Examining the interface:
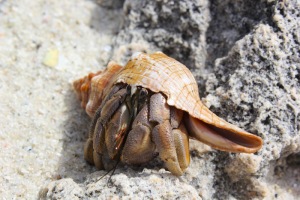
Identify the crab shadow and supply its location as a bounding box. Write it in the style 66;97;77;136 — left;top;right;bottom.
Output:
57;88;95;183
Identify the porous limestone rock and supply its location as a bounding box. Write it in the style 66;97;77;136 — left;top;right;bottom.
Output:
112;0;210;79
204;0;300;199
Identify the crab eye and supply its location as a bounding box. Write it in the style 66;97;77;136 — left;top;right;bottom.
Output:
139;88;148;99
126;85;131;94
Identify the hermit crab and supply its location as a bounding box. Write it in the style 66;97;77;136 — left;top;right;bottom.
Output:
73;52;263;176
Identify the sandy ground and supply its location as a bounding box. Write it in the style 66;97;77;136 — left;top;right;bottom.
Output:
0;0;121;198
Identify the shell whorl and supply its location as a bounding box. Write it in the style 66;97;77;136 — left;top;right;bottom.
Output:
73;61;122;117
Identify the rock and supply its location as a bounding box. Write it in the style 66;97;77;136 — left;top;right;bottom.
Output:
95;0;125;9
82;171;200;199
39;178;84;200
112;0;210;81
42;48;59;67
40;0;300;199
204;0;300;199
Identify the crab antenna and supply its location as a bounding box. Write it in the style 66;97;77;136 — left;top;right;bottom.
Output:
96;159;120;186
106;160;121;187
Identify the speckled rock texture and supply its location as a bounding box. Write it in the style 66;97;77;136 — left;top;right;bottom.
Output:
112;0;210;82
204;0;300;198
1;0;299;199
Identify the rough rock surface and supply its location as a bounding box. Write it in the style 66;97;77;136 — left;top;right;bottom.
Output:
112;0;210;85
204;0;300;198
1;0;299;199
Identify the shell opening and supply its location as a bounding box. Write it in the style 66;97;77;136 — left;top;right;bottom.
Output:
185;115;263;153
206;124;263;149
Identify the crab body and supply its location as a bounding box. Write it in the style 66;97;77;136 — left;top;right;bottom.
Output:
73;52;263;175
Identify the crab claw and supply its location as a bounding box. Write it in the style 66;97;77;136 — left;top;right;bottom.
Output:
185;115;263;153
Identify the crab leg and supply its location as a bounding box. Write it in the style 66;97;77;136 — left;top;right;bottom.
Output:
93;87;128;153
83;86;129;169
169;108;190;171
121;103;156;164
84;85;124;166
150;93;190;175
152;120;183;175
88;84;125;143
105;103;131;159
173;123;190;171
83;138;94;165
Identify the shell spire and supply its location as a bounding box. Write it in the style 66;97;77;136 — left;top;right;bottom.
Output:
73;61;122;117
